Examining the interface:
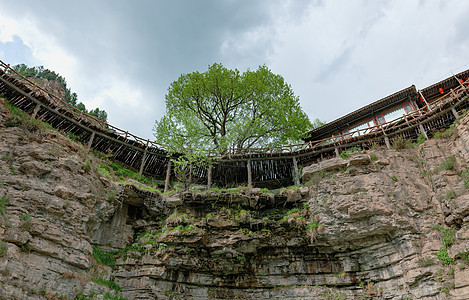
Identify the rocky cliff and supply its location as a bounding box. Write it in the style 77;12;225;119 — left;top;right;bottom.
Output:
0;97;469;300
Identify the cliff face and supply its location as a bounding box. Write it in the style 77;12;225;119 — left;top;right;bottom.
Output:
0;97;469;300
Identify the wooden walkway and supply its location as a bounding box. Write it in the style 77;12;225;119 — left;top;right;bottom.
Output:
1;60;468;188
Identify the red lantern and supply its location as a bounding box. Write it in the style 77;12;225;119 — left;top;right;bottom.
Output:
420;96;424;102
460;79;464;84
439;88;444;94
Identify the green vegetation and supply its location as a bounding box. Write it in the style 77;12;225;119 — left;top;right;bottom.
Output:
414;133;426;145
82;158;91;173
431;224;458;266
261;188;270;194
460;167;469;188
458;251;469;265
392;136;412;149
417;257;435;267
437;155;457;172
153;63;317;156
97;162;163;193
446;190;456;200
10;64;107;121
369;153;378;161
431;225;456;247
391;175;398;182
91;275;122;291
0;240;7;257
433;124;457;139
92;246;116;267
20;241;31;253
436;247;456;265
108;189;116;202
0;196;10;215
5;102;53;132
75;292;127;300
339;146;360;159
237;256;246;262
306;221;320;231
20;214;32;231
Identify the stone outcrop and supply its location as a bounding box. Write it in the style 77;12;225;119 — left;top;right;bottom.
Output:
0;97;469;299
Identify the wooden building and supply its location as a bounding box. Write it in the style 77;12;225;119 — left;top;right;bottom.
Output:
304;68;469;144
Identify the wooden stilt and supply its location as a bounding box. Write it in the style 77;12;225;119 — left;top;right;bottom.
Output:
87;131;96;151
207;164;212;189
164;160;171;193
139;149;147;176
418;90;431;111
419;124;428;140
384;136;391;150
31;103;41;119
188;162;193;187
292;157;300;186
451;107;459;119
247;159;252;189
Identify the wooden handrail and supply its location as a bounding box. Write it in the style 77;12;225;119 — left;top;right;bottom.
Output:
0;58;467;160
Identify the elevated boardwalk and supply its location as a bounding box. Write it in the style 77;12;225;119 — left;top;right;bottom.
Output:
1;60;468;188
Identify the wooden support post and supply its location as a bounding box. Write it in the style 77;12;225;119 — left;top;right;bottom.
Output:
188;163;193;187
419;124;428;140
292;157;300;186
87;131;96;151
452;73;466;91
384;136;391;150
247;159;252;189
139;149;148;176
418;90;431;112
31;103;41;119
207;164;212;189
164;161;171;193
451;107;459;119
335;146;340;157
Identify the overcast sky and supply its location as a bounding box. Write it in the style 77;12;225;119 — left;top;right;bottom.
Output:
1;0;469;140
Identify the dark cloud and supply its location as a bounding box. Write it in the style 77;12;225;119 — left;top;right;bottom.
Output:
1;0;469;141
0;0;319;139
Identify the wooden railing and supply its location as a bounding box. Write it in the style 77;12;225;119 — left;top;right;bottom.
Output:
1;58;468;188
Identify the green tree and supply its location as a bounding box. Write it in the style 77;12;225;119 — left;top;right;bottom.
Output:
154;63;313;155
10;64;107;122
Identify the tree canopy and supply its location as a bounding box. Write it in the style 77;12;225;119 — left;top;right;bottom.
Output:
154;63;315;155
10;64;108;122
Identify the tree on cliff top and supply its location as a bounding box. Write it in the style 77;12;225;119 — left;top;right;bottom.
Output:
10;64;108;122
153;63;314;155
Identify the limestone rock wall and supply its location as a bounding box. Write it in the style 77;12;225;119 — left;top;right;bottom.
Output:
0;97;469;299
